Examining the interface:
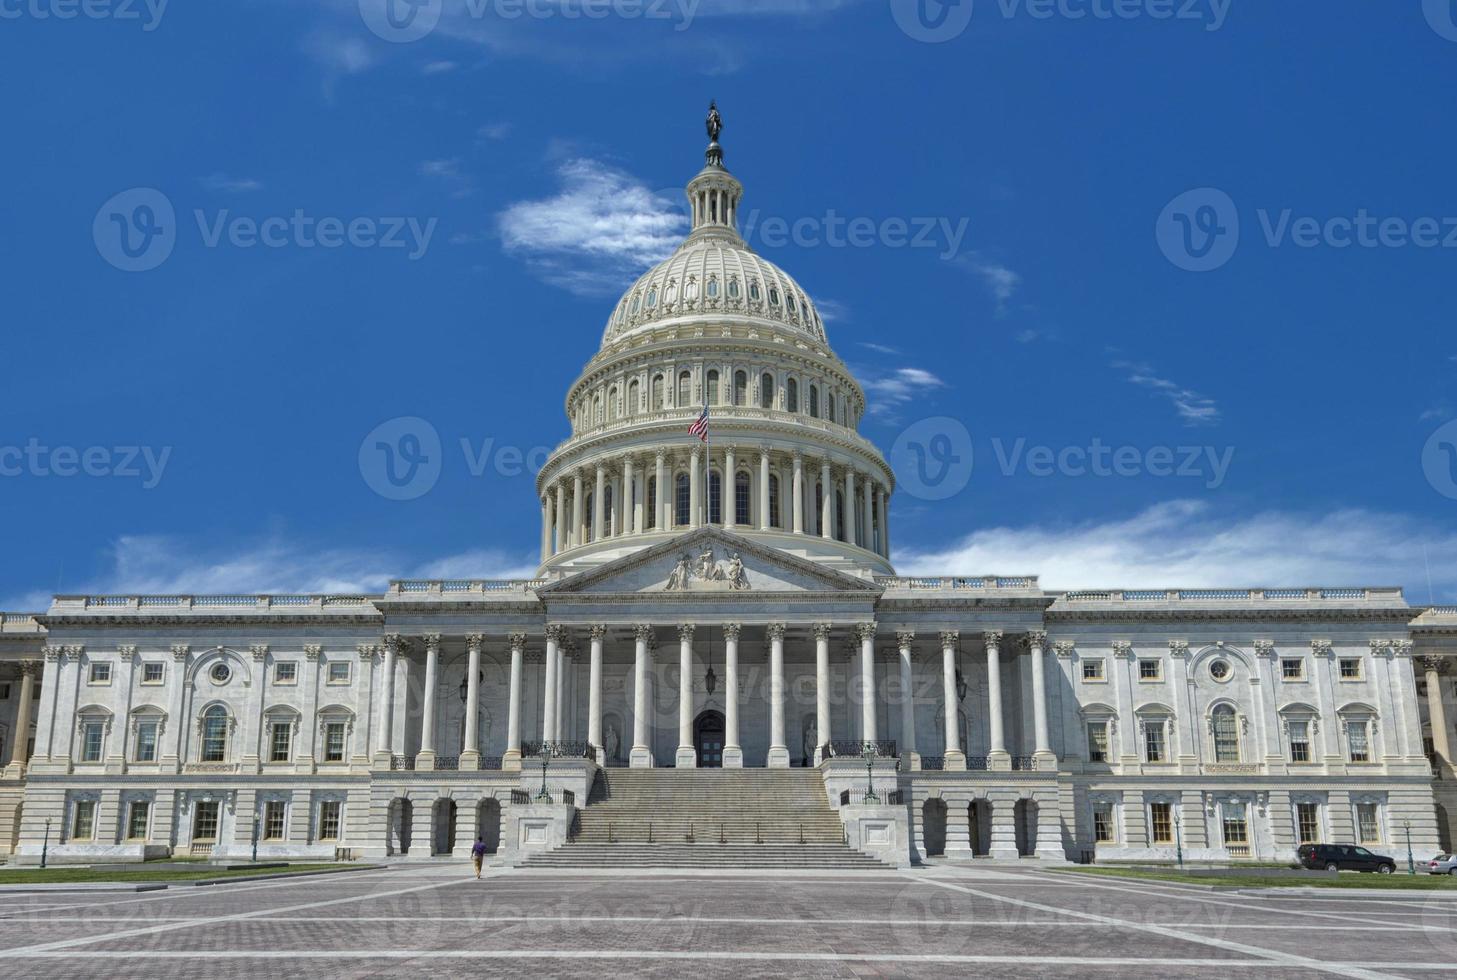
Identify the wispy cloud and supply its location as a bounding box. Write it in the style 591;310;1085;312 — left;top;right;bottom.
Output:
1420;401;1453;422
422;60;458;74
477;122;512;142
815;298;849;323
1112;359;1220;426
302;32;375;75
957;252;1021;314
858;342;901;356
497;158;687;296
860;366;946;420
1015;328;1056;344
897;499;1457;601
419;157;475;198
198;173;263;194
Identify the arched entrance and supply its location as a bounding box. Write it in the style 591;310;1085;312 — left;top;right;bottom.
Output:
922;799;948;857
477;798;501;854
433;800;457;856
694;710;725;768
390;799;413;856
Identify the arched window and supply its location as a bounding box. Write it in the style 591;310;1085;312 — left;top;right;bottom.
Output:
675;474;690;526
735;471;751;526
835;490;846;541
200;705;228;763
627;380;639;415
813;483;823;536
677;371;691;407
584;492;594;540
646;477;657;530
760;373;773;409
709;471;722;525
733;370;747;406
651;374;663;410
769;474;781;528
706;370;719;405
827;395;836;425
645;287;657;308
706;278;719;299
593;395;603;425
728;278;740;300
604;485;614;536
608;387;619;421
787;378;798;413
809;384;820;419
1212;704;1240;763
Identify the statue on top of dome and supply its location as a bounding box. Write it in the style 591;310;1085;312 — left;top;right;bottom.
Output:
706;100;722;143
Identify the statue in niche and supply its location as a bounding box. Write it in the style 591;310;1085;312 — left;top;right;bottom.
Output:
605;721;621;764
801;716;817;767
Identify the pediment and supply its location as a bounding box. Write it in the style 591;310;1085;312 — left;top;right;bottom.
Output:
537;528;882;597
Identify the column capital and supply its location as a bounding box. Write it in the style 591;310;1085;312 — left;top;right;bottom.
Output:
896;629;916;648
855;622;877;642
249;643;268;663
117;644;138;659
723;622;742;640
983;629;1004;648
1310;638;1333;658
633;623;654;644
356;644;379;664
509;631;528;653
171;643;190;663
1111;640;1133;659
1392;639;1414;657
589;624;608;641
18;659;40;677
304;644;322;662
813;622;833;641
1054;640;1076;658
1253;639;1275;657
1022;630;1047;650
767;622;787;642
466;633;484;653
545;624;566;645
383;634;408;655
42;645;61;663
677;623;696;643
939;630;959;649
1168;639;1189;658
423;633;442;654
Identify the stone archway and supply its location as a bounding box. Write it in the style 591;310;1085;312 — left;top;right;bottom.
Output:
390;799;413;856
970;800;992;856
1014;799;1036;857
433;800;458;855
477;798;502;854
922;798;948;857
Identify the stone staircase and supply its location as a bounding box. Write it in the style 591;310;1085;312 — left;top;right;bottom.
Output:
520;769;887;869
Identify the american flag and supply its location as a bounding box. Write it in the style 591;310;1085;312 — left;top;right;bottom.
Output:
689;403;710;441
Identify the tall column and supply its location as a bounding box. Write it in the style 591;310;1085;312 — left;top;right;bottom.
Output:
897;631;919;769
375;637;398;760
588;625;606;764
630;625;655;768
418;633;441;768
542;625;561;744
623;457;636;535
689;447;702;528
655;452;667;530
554;482;565;554
758;450;771;530
879;487;890;557
4;662;37;775
556;643;570;741
843;468;856;545
813;623;831;764
985;630;1009;768
504;632;525;771
858;622;878;743
572;471;585;546
676;624;697;767
461;634;482;769
722;623;743;767
1027;630;1054;768
767;624;789;767
723;446;735;526
861;476;874;551
820;459;833;539
593;465;606;542
1425;657;1452;773
941;631;966;770
540;497;551;562
791;452;804;534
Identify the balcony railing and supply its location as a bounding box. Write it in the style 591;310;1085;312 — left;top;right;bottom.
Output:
390;755;415;771
521;740;595;760
822;740;898;759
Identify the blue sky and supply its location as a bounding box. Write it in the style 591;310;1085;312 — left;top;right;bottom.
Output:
2;0;1456;608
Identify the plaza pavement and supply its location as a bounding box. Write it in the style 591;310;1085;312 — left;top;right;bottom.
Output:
1;862;1455;978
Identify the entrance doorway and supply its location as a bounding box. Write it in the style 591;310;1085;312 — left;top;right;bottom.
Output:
694;710;725;768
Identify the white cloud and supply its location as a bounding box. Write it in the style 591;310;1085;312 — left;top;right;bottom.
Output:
302;32;375;75
860;366;946;419
896;500;1457;601
857;342;901;356
422;60;458;74
419;157;476;198
198;173;263;194
1112;359;1220;426
477;122;512;142
1420;401;1453;422
814;298;849;323
958;253;1021;313
498;158;688;296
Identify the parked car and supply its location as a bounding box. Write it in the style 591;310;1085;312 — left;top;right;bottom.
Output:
1297;843;1397;873
1426;854;1457;875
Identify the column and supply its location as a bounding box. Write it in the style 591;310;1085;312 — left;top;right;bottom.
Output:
593;465;606;542
898;631;919;769
572;471;584;546
418;633;440;768
1027;630;1054;768
1425;657;1452;773
160;646;187;770
623;457;636;535
767;624;789;767
375;638;397;760
791;453;804;534
556;643;570;741
630;625;655;768
758;451;771;531
861;476;874;551
588;625;605;764
540;497;551;562
676;624;697;767
4;662;37;775
858;622;878;743
723;446;735;526
689;447;702;528
504;632;525;770
820;459;833;539
941;631;966;770
655;452;667;530
461;634;482;769
986;630;1009;768
843;468;856;545
813;624;831;764
554;482;565;554
723;624;743;767
878;487;890;557
542;625;561;743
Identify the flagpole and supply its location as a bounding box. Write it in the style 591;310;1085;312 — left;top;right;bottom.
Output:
703;394;710;527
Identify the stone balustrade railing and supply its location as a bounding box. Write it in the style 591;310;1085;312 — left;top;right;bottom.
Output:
1059;587;1402;603
389;579;548;595
874;576;1040;591
54;594;380;611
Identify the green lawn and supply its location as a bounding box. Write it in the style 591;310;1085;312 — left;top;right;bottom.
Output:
0;863;371;885
1053;866;1457;889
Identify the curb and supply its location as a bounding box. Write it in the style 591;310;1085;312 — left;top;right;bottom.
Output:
0;864;381;894
181;865;383;887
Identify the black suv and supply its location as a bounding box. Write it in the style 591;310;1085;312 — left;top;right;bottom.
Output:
1297;843;1397;873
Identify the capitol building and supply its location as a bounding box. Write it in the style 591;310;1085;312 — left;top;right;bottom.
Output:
1;110;1454;868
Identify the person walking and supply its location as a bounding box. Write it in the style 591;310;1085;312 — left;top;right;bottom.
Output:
471;836;488;879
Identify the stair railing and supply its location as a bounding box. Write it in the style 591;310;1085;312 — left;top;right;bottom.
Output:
719;823;726;844
648;821;653;844
755;821;762;844
687;822;695;843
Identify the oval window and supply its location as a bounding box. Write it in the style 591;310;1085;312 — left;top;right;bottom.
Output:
210;662;231;684
1209;660;1231;681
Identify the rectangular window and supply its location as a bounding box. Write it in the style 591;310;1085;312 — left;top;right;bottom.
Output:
134;721;159;762
1138;659;1161;681
270;722;292;763
1087;722;1109;763
71;799;96;840
1093;804;1114;843
1288;720;1310;763
192;800;219;841
263;800;286;841
0;682;10;700
323;722;346;763
1339;658;1361;679
327;662;351;685
88;662;112;684
274;662;298;684
142;662;164;684
319;800;342;841
734;477;750;526
80;720;104;762
1346;720;1370;763
1281;658;1304;680
1296;802;1320;844
1356;802;1381;843
1149;802;1173;844
675;475;690;526
1144;722;1166;763
1222;803;1248;845
126;801;150;841
1081;659;1105;681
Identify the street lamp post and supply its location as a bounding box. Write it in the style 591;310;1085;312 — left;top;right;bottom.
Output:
40;818;50;870
1404;819;1415;875
862;743;879;804
251;816;259;864
536;743;555;803
1174;814;1184;871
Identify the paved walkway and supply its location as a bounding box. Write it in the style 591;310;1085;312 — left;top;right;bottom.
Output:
0;862;1453;977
